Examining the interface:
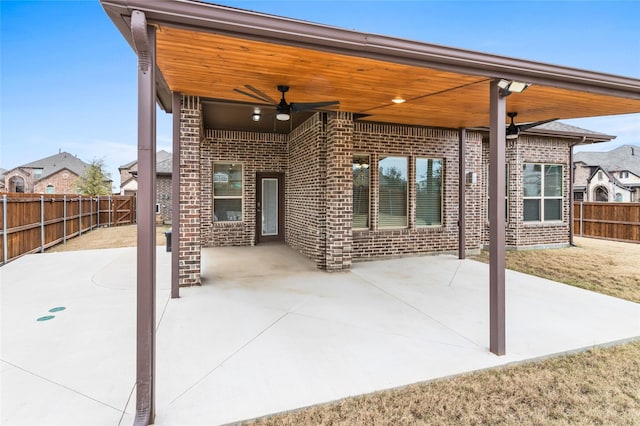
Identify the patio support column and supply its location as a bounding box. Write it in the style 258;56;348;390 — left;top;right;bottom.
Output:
458;128;466;260
132;10;156;425
325;111;353;271
489;80;506;356
171;92;180;298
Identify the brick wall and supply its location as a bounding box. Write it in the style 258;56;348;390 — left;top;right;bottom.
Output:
201;129;287;247
325;112;354;270
157;175;172;223
482;135;571;248
351;122;483;259
5;168;80;194
178;95;202;286
286;114;326;267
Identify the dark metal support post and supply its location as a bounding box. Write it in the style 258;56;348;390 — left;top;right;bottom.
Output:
171;91;181;299
489;80;506;356
458;128;466;259
133;10;157;426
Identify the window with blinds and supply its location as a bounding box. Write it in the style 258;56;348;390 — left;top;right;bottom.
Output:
352;154;370;229
523;163;563;222
213;162;243;222
378;156;407;228
416;158;443;226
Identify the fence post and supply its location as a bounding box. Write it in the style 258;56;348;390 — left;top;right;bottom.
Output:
63;195;67;244
579;202;583;237
40;195;45;253
108;196;112;227
97;197;100;228
79;195;83;236
2;194;7;265
90;197;93;230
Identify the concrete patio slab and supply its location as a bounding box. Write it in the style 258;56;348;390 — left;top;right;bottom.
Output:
2;244;639;425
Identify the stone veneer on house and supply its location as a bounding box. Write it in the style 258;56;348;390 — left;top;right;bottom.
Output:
177;95;573;286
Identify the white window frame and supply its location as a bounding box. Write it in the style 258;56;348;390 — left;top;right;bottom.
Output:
352;154;370;230
213;162;244;222
378;155;408;229
415;157;443;227
523;163;563;223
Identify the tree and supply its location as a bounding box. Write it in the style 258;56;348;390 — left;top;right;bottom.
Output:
77;159;112;196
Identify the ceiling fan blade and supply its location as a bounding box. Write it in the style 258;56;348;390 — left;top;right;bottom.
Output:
291;100;340;112
244;85;278;104
518;118;558;131
233;88;272;104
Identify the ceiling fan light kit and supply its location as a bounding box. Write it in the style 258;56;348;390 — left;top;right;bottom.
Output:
235;84;339;122
506;111;558;140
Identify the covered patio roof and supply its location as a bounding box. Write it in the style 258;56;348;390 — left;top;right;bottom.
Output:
99;1;640;424
102;0;640;131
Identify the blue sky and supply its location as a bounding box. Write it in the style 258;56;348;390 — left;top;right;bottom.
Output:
2;0;639;190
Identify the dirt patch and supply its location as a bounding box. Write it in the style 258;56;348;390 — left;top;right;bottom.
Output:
46;224;170;252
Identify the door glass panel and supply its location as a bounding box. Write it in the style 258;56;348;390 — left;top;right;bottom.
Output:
262;178;278;236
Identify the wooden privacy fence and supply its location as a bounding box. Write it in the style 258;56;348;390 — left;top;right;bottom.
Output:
0;193;136;265
573;202;640;243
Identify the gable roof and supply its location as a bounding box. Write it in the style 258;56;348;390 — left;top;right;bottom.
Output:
574;145;640;176
119;150;172;171
16;152;91;180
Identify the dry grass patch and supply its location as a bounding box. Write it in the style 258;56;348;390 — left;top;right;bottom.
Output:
46;224;169;252
249;342;640;425
472;237;640;303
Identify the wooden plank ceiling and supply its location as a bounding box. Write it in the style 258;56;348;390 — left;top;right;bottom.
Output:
155;26;640;129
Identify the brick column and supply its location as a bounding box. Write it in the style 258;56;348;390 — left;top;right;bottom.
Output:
324;112;353;271
178;95;202;286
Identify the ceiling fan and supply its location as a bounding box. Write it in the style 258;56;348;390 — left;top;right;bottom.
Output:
506;112;557;140
234;85;339;121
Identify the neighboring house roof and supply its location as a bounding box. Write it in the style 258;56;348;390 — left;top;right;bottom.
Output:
574;145;640;176
11;152;91;180
156;157;172;175
120;150;172;172
528;122;615;141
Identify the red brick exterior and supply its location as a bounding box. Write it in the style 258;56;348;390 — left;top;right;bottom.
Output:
482;136;572;249
176;95;573;284
351;123;483;260
200;130;287;247
4;168;81;194
287;115;326;266
178;95;202;286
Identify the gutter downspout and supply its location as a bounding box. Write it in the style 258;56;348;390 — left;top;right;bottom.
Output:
569;136;587;247
132;9;156;426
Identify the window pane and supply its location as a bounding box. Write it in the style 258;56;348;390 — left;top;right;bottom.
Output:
378;156;407;227
214;199;242;221
544;165;562;197
416;158;442;226
524;199;540;221
214;163;242;197
544;199;562;221
353;155;370;228
523;164;541;197
262;178;278;235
